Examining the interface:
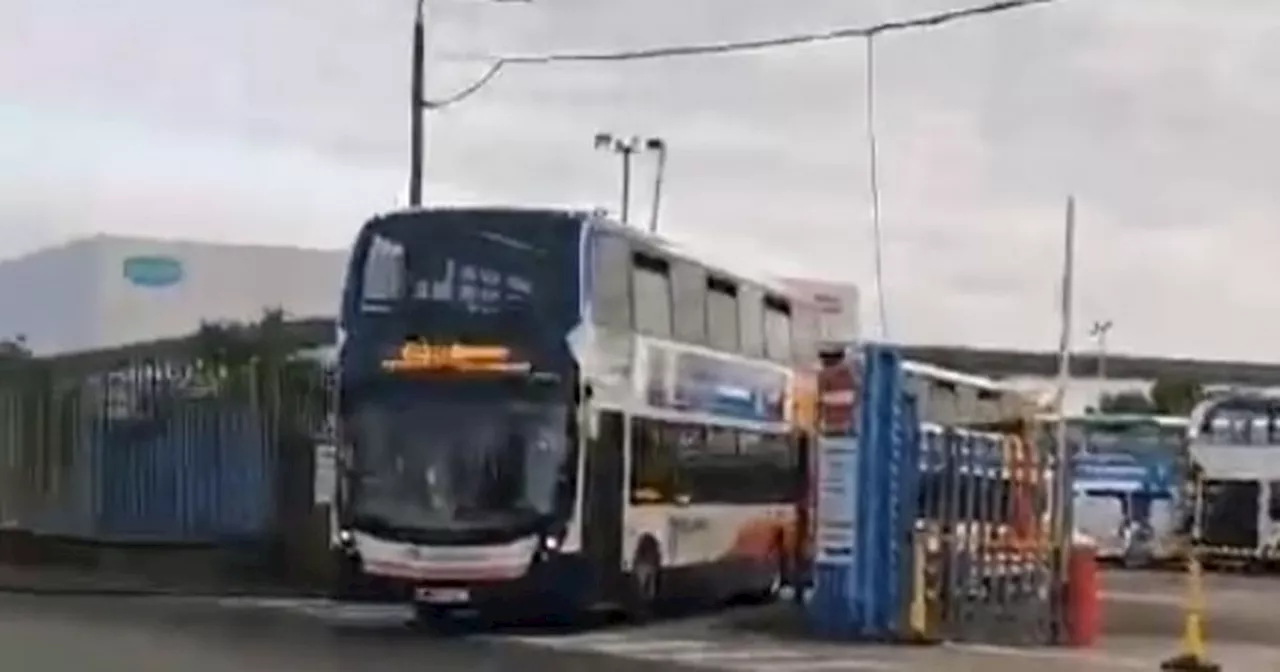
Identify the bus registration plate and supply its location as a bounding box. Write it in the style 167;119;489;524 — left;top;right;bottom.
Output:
415;587;470;604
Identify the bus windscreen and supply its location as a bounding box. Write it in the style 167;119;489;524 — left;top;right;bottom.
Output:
340;210;581;379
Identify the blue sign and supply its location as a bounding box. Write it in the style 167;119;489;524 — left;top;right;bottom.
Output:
122;256;184;288
1073;451;1176;496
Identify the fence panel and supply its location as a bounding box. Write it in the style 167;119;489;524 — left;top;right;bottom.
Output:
0;374;99;538
0;325;341;560
0;381;37;529
918;423;1064;646
94;394;275;544
29;382;96;538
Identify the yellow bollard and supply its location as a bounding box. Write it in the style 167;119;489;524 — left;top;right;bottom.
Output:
905;528;935;645
1159;549;1219;671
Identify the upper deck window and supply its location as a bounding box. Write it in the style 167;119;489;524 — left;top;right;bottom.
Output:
361;235;406;304
671;261;708;345
358;228;538;316
763;295;792;362
706;277;740;352
591;232;633;329
737;285;764;357
341;211;581;377
632;253;673;338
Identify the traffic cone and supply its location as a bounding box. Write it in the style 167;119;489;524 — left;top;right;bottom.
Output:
1160;555;1219;672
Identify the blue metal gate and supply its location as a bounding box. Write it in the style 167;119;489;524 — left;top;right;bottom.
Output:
809;344;921;639
807;344;1069;646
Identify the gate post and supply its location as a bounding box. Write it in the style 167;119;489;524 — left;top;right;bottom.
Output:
808;353;860;638
807;344;920;642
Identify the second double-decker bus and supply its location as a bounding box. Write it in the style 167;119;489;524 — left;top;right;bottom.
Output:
1056;413;1187;565
329;206;821;621
1186;391;1280;567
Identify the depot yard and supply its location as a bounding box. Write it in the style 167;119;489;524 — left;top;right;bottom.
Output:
0;567;1272;672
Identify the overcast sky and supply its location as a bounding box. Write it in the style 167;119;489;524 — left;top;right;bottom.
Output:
2;0;1276;359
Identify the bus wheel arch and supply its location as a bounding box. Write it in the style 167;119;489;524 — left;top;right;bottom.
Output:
744;531;786;603
770;528;790;590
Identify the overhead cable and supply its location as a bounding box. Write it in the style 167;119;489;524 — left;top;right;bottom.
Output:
424;0;1062;109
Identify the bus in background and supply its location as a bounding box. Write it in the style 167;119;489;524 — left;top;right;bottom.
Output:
1186;391;1280;567
329;207;822;622
901;360;1029;427
1054;413;1186;566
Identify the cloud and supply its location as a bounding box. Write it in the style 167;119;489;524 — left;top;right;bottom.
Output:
2;0;1278;359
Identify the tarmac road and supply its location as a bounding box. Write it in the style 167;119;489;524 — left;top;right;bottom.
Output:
0;593;648;672
2;570;1277;672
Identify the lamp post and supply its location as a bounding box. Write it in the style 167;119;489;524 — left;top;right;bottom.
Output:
1089;319;1113;383
645;138;667;235
594;132;665;229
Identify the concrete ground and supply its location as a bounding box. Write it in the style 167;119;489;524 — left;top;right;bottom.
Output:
0;569;1272;671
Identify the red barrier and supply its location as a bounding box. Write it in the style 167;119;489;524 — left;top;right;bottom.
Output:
1068;541;1102;647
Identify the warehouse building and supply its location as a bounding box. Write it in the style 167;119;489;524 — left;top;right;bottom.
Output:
0;232;870;362
0;235;348;356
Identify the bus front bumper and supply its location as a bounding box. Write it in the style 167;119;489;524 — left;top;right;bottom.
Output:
355;551;597;615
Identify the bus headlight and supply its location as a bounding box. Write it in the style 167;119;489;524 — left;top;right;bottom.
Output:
534;534;560;564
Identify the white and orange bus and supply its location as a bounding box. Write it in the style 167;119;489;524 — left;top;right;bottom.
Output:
330;207;821;622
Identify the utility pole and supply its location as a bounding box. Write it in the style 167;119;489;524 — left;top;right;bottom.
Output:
406;0;531;207
408;0;427;207
1052;195;1077;629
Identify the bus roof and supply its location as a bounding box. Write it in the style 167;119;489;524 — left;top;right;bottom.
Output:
590;215;809;302
365;206;818;308
901;359;1007;393
1037;413;1189;428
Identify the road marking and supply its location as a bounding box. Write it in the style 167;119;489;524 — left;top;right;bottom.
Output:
214;597;412;623
945;642;1149;670
661;648;813;662
493;630;906;671
499;631;635;648
742;660;901;671
1102;591;1181;605
588;639;722;654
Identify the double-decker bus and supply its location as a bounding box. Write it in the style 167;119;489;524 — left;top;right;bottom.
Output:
901;360;1029;426
1186;391;1280;565
329;207;821;621
1052;413;1186;565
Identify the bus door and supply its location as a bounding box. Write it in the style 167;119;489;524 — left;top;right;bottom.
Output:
582;409;626;596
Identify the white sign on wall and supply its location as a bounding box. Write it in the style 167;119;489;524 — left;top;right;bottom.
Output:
778;277;860;345
814;437;859;566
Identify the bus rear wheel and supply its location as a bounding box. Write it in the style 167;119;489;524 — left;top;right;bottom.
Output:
744;543;786;604
624;547;661;623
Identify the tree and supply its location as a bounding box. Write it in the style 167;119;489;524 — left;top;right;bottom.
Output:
0;334;30;361
1149;377;1203;415
1097;390;1156;414
188;308;299;400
